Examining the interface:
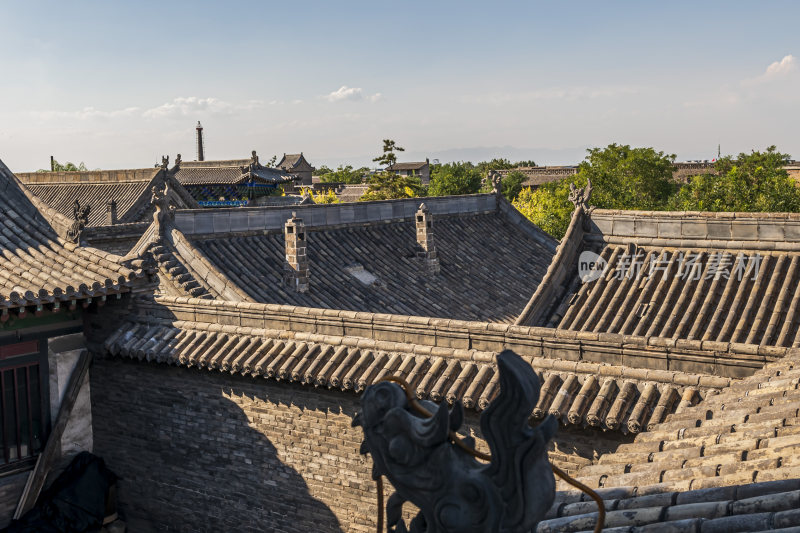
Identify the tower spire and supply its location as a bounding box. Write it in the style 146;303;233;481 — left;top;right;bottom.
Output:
196;121;205;161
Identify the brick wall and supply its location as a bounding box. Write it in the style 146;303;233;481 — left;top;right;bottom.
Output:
90;358;624;532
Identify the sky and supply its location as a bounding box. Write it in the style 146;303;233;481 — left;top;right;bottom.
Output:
0;1;798;171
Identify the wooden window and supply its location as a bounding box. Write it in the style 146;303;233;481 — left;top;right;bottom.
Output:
0;340;47;471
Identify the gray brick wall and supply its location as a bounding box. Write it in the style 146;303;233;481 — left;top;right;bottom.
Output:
90;358;622;532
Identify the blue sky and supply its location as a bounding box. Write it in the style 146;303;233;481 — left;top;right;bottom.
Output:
1;1;798;171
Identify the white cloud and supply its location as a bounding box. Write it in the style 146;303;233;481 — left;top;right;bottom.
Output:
765;55;796;77
142;96;263;119
325;86;363;102
743;55;797;85
324;86;382;103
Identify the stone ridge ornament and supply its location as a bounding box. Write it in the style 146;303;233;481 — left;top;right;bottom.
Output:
354;349;557;533
568;177;594;212
67;200;91;244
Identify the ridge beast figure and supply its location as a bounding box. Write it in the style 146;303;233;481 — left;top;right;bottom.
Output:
354;349;557;533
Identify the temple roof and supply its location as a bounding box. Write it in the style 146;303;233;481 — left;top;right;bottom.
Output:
536;348;800;531
104;304;730;436
174;159;295;186
152;194;558;322
0;158;148;309
518;209;800;349
17;168;198;226
277;153;313;172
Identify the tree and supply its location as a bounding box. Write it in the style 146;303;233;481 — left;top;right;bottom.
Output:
427;162;482;197
669;146;800;212
513;181;575;239
475;158;515;176
265;155;277;167
500;170;526;202
318;165;369;184
511;144;677;239
360;172;423;201
37;159;89;172
373;139;405;168
361;139;422;201
313;165;333;177
577;144;677;210
309;188;341;204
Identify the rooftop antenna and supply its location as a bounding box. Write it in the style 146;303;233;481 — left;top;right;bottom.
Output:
717;144;721;160
196;121;205;161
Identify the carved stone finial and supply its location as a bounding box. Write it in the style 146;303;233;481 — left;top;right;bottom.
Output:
160;155;169;170
355;349;557;533
251;150;259;165
67;200;91;244
568;177;593;211
175;153;182;166
487;170;502;195
151;181;174;235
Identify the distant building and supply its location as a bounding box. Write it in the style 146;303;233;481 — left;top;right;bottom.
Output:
386;159;430;185
277;153;315;186
173;151;297;204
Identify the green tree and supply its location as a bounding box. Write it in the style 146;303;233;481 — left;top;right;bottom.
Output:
577;144;677;210
514;160;538;168
511;144;676;239
318;165;369;184
309;188;341;204
37;159;89;172
475;158;515;176
373;139;405;168
361;139;422;200
313;165;333;176
513;181;575;239
500;170;526;201
360;172;423;201
669;146;800;212
427;162;482;196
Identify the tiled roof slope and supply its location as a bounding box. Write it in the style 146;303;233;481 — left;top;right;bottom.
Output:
190;209;553;322
0;158;147;309
522;209;800;348
539;479;800;532
174;160;295;186
103;318;728;434
335;184;369;203
387;162;427;171
18;168;199;226
554;246;800;346
563;348;800;494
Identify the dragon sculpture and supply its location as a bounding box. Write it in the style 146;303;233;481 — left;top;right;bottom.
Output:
354;349;557;533
66;200;91;244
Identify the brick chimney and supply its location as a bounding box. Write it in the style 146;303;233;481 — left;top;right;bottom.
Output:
284;212;309;292
106;199;117;225
415;203;439;275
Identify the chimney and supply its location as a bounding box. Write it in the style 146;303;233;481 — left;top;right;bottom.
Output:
196;121;205;161
415;203;439;275
106;200;118;225
284;212;309;292
50;155;55;172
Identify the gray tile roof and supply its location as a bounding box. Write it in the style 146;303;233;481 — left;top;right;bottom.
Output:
188;209;555;321
103;316;728;435
0;158;147;309
174;160;295;186
522;210;800;349
18;169;199;226
387;161;428;171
